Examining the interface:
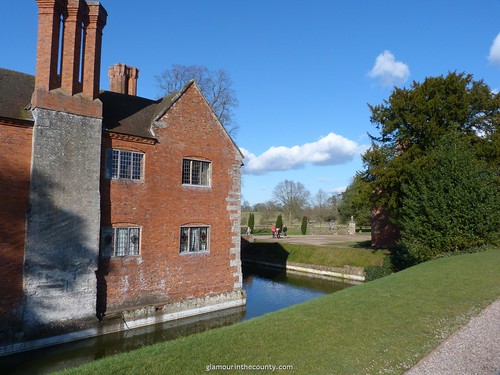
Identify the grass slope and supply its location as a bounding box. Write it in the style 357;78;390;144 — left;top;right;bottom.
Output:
57;249;500;375
244;241;386;268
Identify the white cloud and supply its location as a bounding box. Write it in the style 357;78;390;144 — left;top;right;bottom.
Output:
241;132;364;175
489;33;500;66
368;50;410;86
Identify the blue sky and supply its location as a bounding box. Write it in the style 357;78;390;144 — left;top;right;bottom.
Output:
2;1;499;206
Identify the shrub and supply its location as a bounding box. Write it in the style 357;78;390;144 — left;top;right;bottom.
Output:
398;132;500;266
276;214;283;231
301;216;308;235
365;256;393;281
248;213;255;234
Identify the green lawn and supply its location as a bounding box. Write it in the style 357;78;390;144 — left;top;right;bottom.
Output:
56;248;500;375
243;241;387;268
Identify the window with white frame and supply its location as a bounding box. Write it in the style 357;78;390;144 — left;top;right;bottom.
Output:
106;149;144;181
182;159;211;186
100;227;141;258
180;226;209;253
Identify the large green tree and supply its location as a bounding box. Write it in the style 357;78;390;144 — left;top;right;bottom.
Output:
360;72;499;263
365;72;499;218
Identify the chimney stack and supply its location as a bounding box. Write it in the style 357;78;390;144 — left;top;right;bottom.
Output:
34;0;107;100
108;63;140;96
83;1;108;99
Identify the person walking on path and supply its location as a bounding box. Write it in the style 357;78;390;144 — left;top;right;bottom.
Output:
283;224;288;237
271;224;276;238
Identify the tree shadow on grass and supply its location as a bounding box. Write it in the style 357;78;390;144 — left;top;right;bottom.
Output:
349;240;373;249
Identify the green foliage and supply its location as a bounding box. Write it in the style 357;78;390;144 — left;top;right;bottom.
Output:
301;216;308;235
397;132;500;266
364;255;393;281
337;174;372;226
369;72;499;160
248;213;255;233
344;72;500;266
275;214;283;231
364;72;499;224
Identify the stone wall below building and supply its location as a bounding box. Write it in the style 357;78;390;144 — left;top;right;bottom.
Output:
0;290;245;357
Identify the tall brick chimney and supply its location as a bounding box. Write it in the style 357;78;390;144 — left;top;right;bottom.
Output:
84;1;107;99
33;0;107;117
108;63;140;96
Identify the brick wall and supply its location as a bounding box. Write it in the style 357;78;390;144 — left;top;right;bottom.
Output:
0;120;33;342
99;84;243;314
371;208;400;248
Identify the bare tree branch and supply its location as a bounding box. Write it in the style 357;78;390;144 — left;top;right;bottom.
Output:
272;180;311;224
155;65;239;136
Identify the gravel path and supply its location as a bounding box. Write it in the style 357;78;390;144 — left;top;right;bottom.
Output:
406;299;500;375
253;234;371;246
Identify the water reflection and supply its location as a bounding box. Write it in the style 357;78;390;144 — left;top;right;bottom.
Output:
0;264;354;374
242;264;352;320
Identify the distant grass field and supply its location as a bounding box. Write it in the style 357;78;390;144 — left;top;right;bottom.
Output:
56;248;500;375
243;241;387;268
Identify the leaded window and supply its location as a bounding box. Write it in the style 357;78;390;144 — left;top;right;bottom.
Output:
100;227;141;257
182;159;211;186
180;226;209;253
106;149;144;181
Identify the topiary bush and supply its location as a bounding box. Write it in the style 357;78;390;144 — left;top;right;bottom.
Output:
301;216;308;235
276;214;283;232
248;213;255;234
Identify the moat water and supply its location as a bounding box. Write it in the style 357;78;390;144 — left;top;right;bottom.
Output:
1;264;354;375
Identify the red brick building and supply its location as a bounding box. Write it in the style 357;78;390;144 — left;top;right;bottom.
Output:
0;0;244;351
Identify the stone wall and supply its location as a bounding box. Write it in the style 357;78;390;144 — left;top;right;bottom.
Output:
23;108;102;339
